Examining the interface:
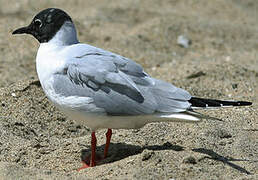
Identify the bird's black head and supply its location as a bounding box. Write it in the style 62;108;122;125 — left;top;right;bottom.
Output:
12;8;72;43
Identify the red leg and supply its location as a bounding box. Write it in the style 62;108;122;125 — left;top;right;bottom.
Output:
77;131;97;171
90;131;97;167
104;129;112;158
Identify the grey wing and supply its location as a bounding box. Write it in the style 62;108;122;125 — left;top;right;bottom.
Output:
54;55;158;115
93;51;192;112
75;48;153;86
67;57;145;103
53;48;191;115
107;53;192;112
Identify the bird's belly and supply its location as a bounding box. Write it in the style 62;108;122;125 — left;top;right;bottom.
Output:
40;77;150;130
54;96;154;130
63;109;152;130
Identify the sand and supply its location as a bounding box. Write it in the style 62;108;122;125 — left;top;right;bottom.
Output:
0;0;257;179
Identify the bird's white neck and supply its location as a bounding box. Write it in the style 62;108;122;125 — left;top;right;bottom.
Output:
48;21;79;46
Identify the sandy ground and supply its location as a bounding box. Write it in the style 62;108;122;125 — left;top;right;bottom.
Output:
0;0;257;179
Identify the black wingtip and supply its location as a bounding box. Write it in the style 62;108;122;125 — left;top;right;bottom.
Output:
237;101;252;106
189;97;252;108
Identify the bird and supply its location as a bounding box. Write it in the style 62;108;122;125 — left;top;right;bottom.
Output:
12;8;252;170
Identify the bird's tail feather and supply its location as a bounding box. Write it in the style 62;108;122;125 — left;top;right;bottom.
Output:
155;110;222;123
152;97;251;123
156;111;201;123
186;110;223;121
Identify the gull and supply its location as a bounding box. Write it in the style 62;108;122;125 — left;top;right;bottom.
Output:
12;8;252;170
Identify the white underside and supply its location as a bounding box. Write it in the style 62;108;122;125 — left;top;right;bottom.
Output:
58;103;201;130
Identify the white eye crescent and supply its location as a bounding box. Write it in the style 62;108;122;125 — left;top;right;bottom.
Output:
34;19;42;27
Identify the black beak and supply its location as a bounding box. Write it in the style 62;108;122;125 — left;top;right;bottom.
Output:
12;26;31;35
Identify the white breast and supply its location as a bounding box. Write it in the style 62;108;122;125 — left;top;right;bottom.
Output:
36;43;65;82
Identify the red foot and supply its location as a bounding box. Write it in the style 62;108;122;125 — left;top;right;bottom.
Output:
77;154;103;171
77;161;90;171
77;129;113;171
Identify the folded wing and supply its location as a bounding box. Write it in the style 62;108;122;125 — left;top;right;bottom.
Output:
67;55;145;103
53;45;191;115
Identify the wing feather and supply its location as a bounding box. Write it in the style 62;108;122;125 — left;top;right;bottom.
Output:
53;44;192;115
67;56;144;103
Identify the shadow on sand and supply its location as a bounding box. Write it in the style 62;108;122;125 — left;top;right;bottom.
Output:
192;148;253;175
80;141;183;164
81;142;253;175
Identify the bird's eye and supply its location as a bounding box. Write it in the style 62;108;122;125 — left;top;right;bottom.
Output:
34;19;42;28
